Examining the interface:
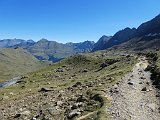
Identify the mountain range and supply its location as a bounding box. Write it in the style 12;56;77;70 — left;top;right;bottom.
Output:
0;14;160;62
0;39;95;62
94;14;160;51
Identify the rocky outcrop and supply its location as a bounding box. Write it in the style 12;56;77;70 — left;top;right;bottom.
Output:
92;35;112;51
94;14;160;51
93;27;136;50
136;14;160;37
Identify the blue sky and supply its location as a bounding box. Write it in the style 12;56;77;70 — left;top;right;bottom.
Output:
0;0;159;43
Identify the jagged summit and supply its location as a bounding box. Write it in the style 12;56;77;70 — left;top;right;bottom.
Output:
93;14;160;51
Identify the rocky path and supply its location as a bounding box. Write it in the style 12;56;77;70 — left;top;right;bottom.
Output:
107;57;160;120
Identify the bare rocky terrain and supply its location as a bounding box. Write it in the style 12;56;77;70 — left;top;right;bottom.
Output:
107;57;160;120
0;52;136;120
1;52;160;120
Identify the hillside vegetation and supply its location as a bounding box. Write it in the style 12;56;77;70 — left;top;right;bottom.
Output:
0;48;48;82
0;50;137;120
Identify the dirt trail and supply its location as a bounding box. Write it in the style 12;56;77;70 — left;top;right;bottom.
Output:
107;57;160;120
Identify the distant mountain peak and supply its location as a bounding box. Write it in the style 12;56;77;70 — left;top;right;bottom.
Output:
92;35;112;51
0;38;95;62
154;14;160;19
39;38;49;42
27;39;35;43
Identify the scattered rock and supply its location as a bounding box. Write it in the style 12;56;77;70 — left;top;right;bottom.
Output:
141;87;147;91
9;92;14;95
128;82;133;85
14;113;21;118
56;101;64;106
76;95;87;102
32;117;37;120
71;102;83;110
156;94;160;97
56;68;64;72
21;110;31;116
145;65;154;71
113;84;118;89
67;110;81;119
130;75;133;77
100;63;108;68
146;82;150;85
75;102;83;107
21;85;25;88
72;82;82;87
82;69;88;73
38;88;53;92
71;104;78;110
108;77;112;80
140;77;145;79
55;75;60;78
126;54;130;57
99;83;102;86
147;103;156;111
16;80;26;84
47;82;50;85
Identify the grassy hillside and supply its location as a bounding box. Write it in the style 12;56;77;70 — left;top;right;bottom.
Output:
0;50;137;120
0;48;48;82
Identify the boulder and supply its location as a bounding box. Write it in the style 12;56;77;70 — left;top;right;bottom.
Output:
14;114;21;118
67;110;81;119
82;69;88;73
56;101;64;106
38;88;53;92
21;110;31;116
76;95;87;102
72;82;82;87
128;82;134;85
141;87;147;91
147;103;156;111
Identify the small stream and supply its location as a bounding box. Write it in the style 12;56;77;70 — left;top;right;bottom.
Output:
0;77;21;88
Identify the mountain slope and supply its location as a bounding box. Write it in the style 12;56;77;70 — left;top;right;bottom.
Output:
94;14;160;51
0;50;136;120
135;14;160;37
0;48;47;82
115;14;160;50
16;39;95;62
0;38;95;62
114;35;160;50
0;39;26;48
93;27;136;51
92;35;112;51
